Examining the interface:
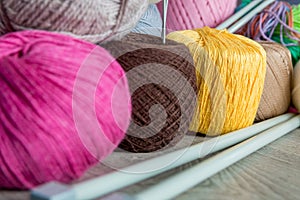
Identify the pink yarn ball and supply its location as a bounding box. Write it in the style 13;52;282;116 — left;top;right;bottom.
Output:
0;31;131;189
157;0;238;31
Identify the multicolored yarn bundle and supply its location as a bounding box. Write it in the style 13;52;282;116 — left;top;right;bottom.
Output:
132;4;163;37
0;31;131;189
0;0;148;43
237;1;300;65
102;33;197;153
256;42;293;121
167;27;267;136
156;0;238;31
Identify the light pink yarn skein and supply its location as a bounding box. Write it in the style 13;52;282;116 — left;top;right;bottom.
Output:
157;0;238;31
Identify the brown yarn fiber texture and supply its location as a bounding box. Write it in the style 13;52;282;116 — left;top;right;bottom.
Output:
255;42;293;121
0;0;148;43
102;33;197;153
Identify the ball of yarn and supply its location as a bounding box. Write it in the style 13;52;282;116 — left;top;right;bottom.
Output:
0;31;131;189
156;0;238;31
102;33;197;153
255;42;293;121
148;0;162;3
0;0;148;43
132;4;162;37
292;60;300;112
167;27;267;136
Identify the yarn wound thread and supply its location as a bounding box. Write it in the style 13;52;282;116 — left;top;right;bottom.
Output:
148;0;162;3
237;1;300;65
132;4;163;37
156;0;238;31
102;33;197;153
167;27;267;135
0;0;148;43
292;60;300;112
256;42;293;121
0;30;131;189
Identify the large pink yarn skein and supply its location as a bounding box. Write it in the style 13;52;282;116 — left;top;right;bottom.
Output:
0;31;131;189
157;0;238;31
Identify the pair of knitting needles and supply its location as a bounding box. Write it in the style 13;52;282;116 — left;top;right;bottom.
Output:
32;114;299;200
32;0;299;199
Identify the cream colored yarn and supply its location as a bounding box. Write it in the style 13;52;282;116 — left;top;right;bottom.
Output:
0;0;148;43
148;0;162;3
256;42;293;121
292;60;300;111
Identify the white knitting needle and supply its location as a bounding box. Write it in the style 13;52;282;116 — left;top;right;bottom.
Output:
162;0;168;44
133;115;300;200
216;0;264;30
74;116;293;200
31;114;294;200
227;0;276;33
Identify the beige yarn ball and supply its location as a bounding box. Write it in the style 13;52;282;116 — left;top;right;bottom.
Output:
0;0;148;43
292;60;300;111
148;0;162;4
256;42;293;121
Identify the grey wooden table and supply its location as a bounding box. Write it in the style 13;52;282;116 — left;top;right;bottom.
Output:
1;128;299;200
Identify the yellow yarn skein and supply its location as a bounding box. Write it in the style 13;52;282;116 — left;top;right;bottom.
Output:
167;27;267;136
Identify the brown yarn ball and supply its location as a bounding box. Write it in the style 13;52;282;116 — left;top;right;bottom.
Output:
0;0;148;43
102;33;197;153
255;42;293;121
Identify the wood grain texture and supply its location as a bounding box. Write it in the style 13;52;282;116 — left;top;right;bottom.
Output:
122;129;300;200
0;129;299;200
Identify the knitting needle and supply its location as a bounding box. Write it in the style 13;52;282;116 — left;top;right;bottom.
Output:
161;0;168;44
31;114;294;200
216;0;264;30
133;115;300;200
227;0;276;33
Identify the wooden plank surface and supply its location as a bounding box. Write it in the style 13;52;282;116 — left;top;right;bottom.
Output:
1;129;299;200
176;131;300;200
122;129;300;200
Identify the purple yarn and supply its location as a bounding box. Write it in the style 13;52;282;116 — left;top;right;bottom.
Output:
242;1;300;47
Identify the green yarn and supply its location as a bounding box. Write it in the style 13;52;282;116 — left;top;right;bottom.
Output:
235;0;252;12
272;36;300;65
292;4;300;32
272;5;300;65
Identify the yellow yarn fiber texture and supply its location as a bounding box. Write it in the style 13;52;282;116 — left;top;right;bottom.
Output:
167;27;267;136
